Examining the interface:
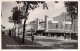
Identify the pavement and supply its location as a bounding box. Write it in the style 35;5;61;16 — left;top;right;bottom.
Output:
2;35;52;49
2;35;21;49
2;34;78;49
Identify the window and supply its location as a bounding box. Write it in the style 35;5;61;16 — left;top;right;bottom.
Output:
74;26;75;32
65;24;67;29
61;24;62;29
56;23;58;29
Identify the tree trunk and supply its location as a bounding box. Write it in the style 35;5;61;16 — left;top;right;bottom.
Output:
18;25;19;39
13;26;15;36
21;3;30;44
21;18;27;43
70;14;73;39
14;24;16;37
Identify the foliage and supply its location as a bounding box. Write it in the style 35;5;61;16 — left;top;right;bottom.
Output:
9;6;23;24
64;1;78;33
65;1;78;19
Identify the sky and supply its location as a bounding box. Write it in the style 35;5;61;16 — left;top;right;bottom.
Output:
1;1;67;29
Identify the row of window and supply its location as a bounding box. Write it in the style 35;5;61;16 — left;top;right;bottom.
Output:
48;23;71;29
29;22;71;30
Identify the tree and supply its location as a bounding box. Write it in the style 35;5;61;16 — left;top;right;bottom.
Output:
9;6;23;37
12;6;22;24
64;1;78;38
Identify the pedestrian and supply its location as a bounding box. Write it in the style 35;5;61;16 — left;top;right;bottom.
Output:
31;35;34;42
9;29;11;36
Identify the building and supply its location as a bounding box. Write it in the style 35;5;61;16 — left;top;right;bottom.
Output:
25;12;78;39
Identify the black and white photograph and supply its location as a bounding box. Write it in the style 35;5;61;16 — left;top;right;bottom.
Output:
1;0;78;49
